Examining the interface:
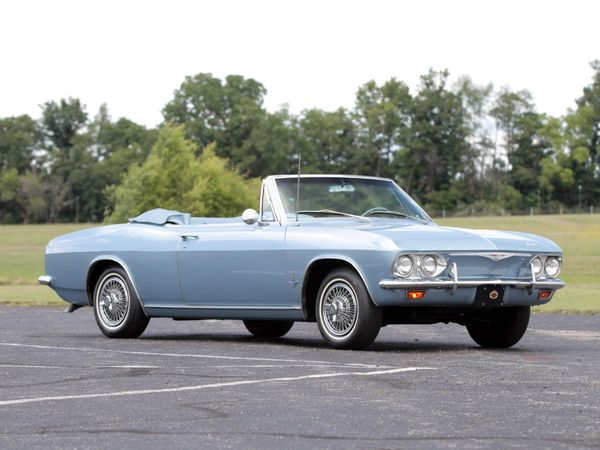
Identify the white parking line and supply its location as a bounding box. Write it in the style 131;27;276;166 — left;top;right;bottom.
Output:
0;367;434;406
529;329;600;340
0;342;389;368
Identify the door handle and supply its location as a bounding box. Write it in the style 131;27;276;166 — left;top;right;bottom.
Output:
181;235;199;241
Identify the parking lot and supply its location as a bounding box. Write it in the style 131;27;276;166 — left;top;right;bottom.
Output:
0;306;599;449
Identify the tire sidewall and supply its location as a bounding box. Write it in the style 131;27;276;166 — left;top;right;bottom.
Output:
317;276;360;343
93;267;142;338
316;268;381;349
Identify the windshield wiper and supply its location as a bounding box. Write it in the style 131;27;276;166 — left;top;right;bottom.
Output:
298;209;370;223
365;210;431;224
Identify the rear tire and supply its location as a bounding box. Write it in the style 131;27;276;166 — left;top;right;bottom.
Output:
316;268;382;350
93;267;149;338
243;320;294;338
467;306;530;348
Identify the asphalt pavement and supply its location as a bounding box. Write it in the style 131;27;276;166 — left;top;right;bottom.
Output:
0;306;599;449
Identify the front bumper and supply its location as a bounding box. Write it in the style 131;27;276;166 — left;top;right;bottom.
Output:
379;260;565;296
379;278;565;291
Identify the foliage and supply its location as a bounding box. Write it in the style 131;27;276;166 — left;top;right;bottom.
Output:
1;63;600;224
106;124;259;222
162;73;267;160
0;115;40;173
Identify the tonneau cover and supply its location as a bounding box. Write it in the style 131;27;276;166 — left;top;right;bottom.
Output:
128;208;191;225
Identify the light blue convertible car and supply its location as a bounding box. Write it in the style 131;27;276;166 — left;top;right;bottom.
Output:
40;175;565;349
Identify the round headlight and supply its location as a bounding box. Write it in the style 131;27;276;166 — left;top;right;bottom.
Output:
420;255;437;277
393;255;413;278
544;257;561;278
531;257;543;277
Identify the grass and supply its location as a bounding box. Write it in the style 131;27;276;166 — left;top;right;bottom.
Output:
0;224;94;307
0;215;598;312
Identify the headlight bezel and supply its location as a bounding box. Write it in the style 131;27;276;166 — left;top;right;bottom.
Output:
530;254;562;279
544;256;561;278
392;253;448;279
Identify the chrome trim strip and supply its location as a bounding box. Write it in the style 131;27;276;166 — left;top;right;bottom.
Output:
449;252;531;259
264;177;288;226
146;304;302;310
379;278;565;290
268;174;394;182
38;275;53;286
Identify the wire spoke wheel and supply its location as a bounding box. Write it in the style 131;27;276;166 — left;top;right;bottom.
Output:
93;267;149;339
320;280;358;337
96;274;130;328
316;268;382;349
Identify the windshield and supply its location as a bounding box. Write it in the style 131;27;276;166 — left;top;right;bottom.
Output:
275;177;431;222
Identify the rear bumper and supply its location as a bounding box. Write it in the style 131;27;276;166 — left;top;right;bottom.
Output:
38;275;53;286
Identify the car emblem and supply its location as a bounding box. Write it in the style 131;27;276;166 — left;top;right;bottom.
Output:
479;252;516;261
489;290;499;300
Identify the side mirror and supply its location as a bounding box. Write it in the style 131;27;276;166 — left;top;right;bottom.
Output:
242;208;259;225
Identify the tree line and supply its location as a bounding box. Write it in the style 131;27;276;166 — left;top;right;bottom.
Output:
0;62;599;223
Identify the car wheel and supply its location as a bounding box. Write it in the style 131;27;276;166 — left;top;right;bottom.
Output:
467;306;530;348
93;267;149;338
316;268;382;350
243;320;294;338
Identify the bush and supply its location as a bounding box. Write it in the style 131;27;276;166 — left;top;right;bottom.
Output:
106;124;259;223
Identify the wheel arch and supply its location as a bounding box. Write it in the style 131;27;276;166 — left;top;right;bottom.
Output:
86;256;143;310
301;256;376;321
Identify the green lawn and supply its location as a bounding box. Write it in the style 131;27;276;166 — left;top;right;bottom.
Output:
0;224;94;307
1;215;598;312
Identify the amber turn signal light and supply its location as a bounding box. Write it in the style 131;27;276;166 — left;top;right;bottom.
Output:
538;290;553;301
406;290;425;300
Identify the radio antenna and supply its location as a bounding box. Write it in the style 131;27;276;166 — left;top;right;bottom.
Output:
295;153;301;225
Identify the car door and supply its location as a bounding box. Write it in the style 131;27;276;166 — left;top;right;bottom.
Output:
176;220;294;309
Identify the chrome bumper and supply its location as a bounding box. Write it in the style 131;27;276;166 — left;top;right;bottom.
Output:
379;278;565;290
38;275;53;286
379;261;565;294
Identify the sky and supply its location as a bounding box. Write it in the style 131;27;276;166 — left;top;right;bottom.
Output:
0;0;598;128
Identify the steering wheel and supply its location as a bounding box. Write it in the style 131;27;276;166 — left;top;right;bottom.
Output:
361;207;390;217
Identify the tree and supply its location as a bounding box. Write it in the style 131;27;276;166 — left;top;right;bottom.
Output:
454;76;494;200
507;112;553;207
397;69;470;206
186;145;260;216
41;98;88;150
233;107;299;177
353;79;412;177
0;168;19;222
106;124;259;222
564;60;600;205
0;115;40;173
297;108;356;174
162;73;267;161
86;106;158;220
17;172;46;223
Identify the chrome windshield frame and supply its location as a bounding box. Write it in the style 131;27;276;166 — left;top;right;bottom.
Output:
265;174;433;226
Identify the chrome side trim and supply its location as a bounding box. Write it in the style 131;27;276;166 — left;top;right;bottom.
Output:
146;304;302;310
264;177;288;226
449;252;531;260
379;278;565;290
38;275;53;286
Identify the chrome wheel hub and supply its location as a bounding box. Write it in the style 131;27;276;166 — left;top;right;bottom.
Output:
97;275;129;327
321;280;358;337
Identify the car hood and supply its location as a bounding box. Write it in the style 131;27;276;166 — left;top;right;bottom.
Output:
353;220;561;253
